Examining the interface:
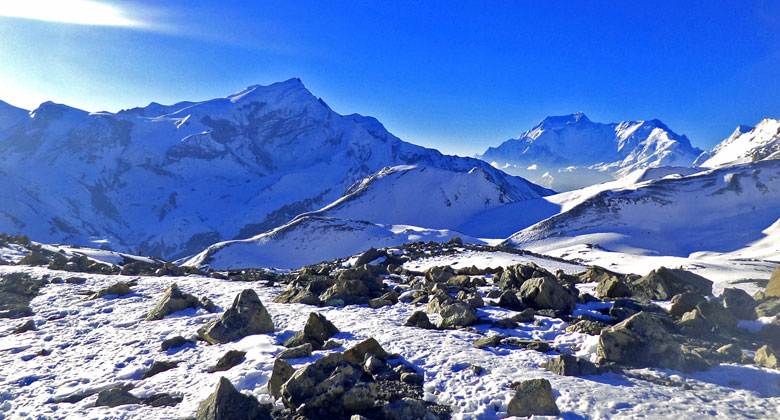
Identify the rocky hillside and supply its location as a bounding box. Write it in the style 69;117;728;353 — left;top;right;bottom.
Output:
478;112;702;191
0;79;550;260
2;238;779;419
694;118;780;168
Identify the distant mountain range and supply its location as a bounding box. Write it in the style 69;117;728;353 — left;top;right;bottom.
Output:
0;79;550;260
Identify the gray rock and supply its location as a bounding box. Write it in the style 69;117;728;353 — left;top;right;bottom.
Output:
456;290;484;309
756;299;780;317
344;337;389;365
507;378;560;417
425;266;453;283
369;297;393;308
382;397;437;420
92;282;133;299
500;338;553;353
491;318;518;329
473;334;505;349
511;308;536;323
404;311;436;329
766;267;780;297
268;358;295;400
669;291;707;318
161;335;194;351
12;319;36;334
400;372;424;385
722;288;757;320
146;283;212;321
209;350;246;373
595;275;631;300
541;354;600;376
322;339;342;350
565;319;607;335
498;291;525;311
282;312;339;350
141;360;179;379
197;289;274;344
278;343;313;360
94;385;141;407
696;299;738;331
598;312;683;370
518;277;576;312
631;267;713;300
196;377;272;420
436;301;477;329
755;345;779;369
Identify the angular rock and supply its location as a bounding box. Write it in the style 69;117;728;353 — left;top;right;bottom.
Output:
518;277;576;312
404;311;436;329
507;378;560;417
209;350;246;373
715;343;742;360
161;336;194;351
369;297;393;308
278;343;313;360
669;291;707;318
344;338;389;365
511;308;536;323
696;299;738;331
92;282;133;299
141;360;179;379
95;385;141;407
566;319;608;335
425;266;453;283
196;377;272;420
268;358;295;400
498;291;526;311
146;283;213;321
283;312;339;350
456;290;484;309
631;267;713;301
766;267;780;297
755;345;780;369
437;301;477;329
722;288;757;320
541;354;600;376
596;275;631;300
426;290;454;314
12;319;36;334
598;312;683;370
756;299;780;317
500;338;553;353
382;397;437;420
197;289;274;344
491;318;518;329
354;247;384;266
473;334;505;349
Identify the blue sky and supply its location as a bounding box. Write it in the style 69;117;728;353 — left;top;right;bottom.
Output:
0;0;778;155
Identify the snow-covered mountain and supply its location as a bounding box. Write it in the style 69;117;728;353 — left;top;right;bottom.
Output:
505;159;780;258
478;112;703;191
0;79;550;259
694;118;780;168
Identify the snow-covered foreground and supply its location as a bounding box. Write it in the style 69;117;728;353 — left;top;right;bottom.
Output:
2;257;779;420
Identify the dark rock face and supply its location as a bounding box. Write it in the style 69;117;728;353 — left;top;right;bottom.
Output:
268;358;295;400
94;385;140;407
598;312;683;370
518;277;576;312
404;311;436;329
282;312;339;350
507;378;560;417
631;267;713;300
541;354;600;376
146;283;214;321
695;299;739;331
161;336;194;351
141;360;180;379
670;291;707;318
209;350;246;373
197;289;274;344
274;265;390;307
497;291;525;311
0;272;46;319
196;377;272;420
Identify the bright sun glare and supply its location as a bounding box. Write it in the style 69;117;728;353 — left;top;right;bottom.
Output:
0;0;141;27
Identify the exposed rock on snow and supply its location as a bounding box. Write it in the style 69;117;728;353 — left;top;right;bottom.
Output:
506;378;561;417
196;376;272;420
146;283;215;321
197;289;274;344
598;312;683;370
208;350;246;373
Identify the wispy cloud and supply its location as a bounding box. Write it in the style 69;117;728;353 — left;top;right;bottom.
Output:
0;0;145;28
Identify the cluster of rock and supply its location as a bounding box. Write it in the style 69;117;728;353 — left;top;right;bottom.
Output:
0;272;47;319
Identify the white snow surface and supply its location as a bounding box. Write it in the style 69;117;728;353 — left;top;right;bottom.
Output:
695;118;780;168
3;260;780;420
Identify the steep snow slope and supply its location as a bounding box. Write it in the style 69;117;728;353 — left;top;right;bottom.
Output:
695;118;780;168
505;160;780;258
0;79;549;259
478;113;702;191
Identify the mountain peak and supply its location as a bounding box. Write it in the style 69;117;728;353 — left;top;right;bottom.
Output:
536;112;591;128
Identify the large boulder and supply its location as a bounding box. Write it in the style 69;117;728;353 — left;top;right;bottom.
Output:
197;289;274;344
94;385;140;407
507;378;560;417
436;301;477;329
766;267;780;297
209;350;246;373
343;338;389;365
598;312;683;370
0;272;47;319
404;311;436;329
755;345;780;369
196;377;272;420
541;354;600;376
146;283;214;321
722;288;757;320
268;358;295;400
283;312;339;350
669;291;707;318
695;299;738;331
518;277;576;312
631;267;712;301
595;275;632;300
381;397;438;420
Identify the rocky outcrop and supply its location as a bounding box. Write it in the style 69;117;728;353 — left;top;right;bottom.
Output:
507;378;560;417
0;272;47;319
722;288;757;320
197;289;274;344
436;301;477;329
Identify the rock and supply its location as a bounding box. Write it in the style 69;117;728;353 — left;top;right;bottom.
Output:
197;289;274;344
498;291;525;311
722;288;757;320
457;290;484;308
65;277;87;284
500;338;553;353
94;385;141;407
669;291;707;318
511;308;536;323
425;266;453;283
609;299;665;321
518;277;576;312
12;319;36;334
369;297;393;308
766;268;780;297
400;372;424;385
677;308;713;336
755;345;780;369
596;275;632;300
161;336;194;351
141;360;179;379
566;319;608;335
404;311;436;329
146;283;214;321
756;299;780;317
278;343;313;359
0;272;46;319
282;312;339;350
323;339;342;350
715;344;742;360
507;378;560;417
541;354;600;376
344;338;389;365
491;318;518;329
436;301;477;329
696;299;738;331
598;312;683;370
143;393;183;407
268;358;295;400
196;377;272;420
473;334;505;349
382;397;437;420
426;290;454;314
470;365;484;375
92;282;133;299
354;247;384;266
209;350;246;373
631;267;713;301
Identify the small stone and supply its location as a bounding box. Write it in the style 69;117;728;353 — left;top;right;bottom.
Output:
473;335;505;349
278;343;313;360
469;365;484;375
196;377;272;420
491;318;518;329
141;360;179;379
511;308;536;323
541;354;600;376
322;339;342;350
400;372;424;385
94;385;140;407
161;336;194;351
12;319;36;334
404;311;436;329
507;378;560;417
369;297;393;308
92;282;133;299
715;344;742;360
209;350;246;373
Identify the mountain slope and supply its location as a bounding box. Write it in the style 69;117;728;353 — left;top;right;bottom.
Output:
505;160;780;257
0;79;549;259
694;118;780;168
478;113;702;191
